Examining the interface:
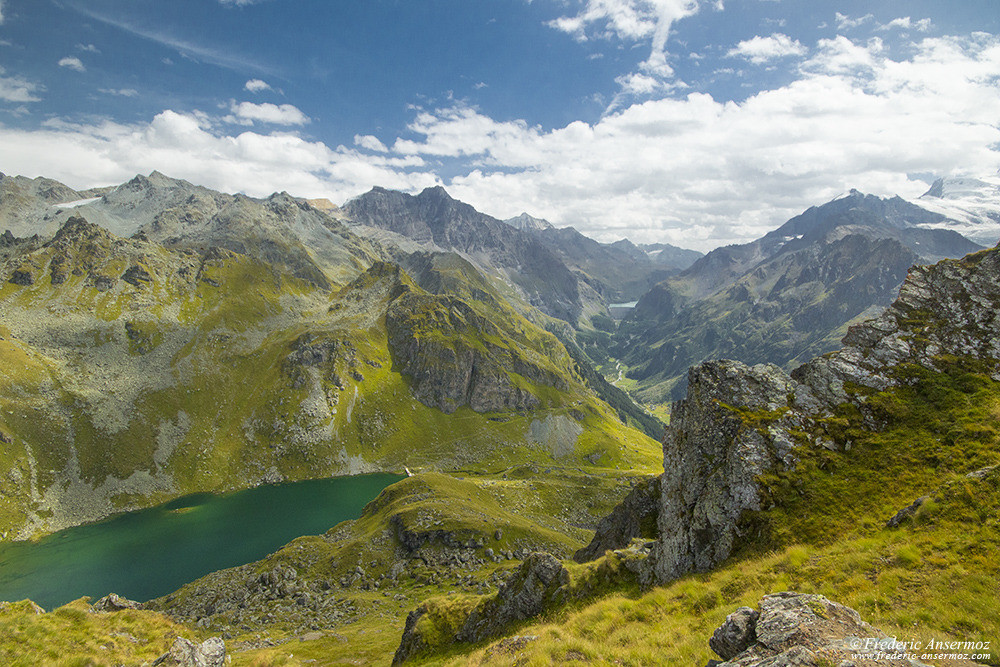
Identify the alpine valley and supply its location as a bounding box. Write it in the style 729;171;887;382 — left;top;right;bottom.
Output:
0;170;998;666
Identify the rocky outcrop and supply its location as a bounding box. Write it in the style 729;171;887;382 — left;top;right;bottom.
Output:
707;592;945;666
649;360;817;583
645;244;1000;585
794;245;1000;405
393;553;569;664
456;553;568;643
386;289;567;414
152;636;226;667
573;476;660;563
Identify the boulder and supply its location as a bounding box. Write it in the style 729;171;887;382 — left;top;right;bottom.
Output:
152;636;226;667
708;592;943;666
709;606;758;660
91;593;142;612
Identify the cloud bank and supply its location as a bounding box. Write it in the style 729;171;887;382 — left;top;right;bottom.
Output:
2;33;999;251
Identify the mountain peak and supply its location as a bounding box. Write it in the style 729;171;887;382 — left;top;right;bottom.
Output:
504;212;554;232
418;185;453;200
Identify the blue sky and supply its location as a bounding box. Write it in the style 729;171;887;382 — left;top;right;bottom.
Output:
1;0;998;250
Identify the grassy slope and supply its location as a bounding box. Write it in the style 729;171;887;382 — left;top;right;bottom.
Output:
0;237;661;539
391;356;1000;666
0;598;205;667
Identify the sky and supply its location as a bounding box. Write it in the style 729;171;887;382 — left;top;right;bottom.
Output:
0;0;998;251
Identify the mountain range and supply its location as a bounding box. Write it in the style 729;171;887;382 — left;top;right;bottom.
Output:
617;188;985;401
0;169;998;665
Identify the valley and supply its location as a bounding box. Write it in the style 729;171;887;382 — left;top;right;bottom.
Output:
0;170;997;666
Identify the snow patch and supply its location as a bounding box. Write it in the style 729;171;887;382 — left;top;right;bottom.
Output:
52;197;101;209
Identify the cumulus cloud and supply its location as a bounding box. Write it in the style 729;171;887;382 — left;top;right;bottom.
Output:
388;34;1000;250
58;56;86;72
0;110;435;202
244;78;272;93
727;33;807;64
879;17;932;33
224;100;309;126
835;12;874;31
0;68;43;103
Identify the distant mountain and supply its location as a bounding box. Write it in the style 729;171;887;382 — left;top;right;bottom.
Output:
637;243;704;271
0;172;660;541
0;171;380;287
499;219;703;304
618;189;984;401
343;186;591;324
908;175;1000;246
504;212;554;232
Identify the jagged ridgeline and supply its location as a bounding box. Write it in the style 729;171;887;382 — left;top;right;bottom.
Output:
618;190;985;402
0;172;660;540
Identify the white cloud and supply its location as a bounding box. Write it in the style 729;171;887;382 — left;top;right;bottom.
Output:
224;100;309;126
0;110;434;203
354;134;389;153
0;67;43;103
879;17;933;33
76;43;100;53
99;88;139;97
547;0;704;93
727;33;807;64
386;34;1000;250
244;78;272;93
4;34;1000;253
58;56;86;72
0;0;4;25
219;0;267;5
835;12;874;31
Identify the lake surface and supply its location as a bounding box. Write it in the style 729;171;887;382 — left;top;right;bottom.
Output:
0;473;403;610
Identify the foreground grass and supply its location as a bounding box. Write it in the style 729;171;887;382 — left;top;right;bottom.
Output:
437;471;998;666
0;598;201;667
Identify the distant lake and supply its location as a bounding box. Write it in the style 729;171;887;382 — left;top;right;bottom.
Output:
0;473;403;610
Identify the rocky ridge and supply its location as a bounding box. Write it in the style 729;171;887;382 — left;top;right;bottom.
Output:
646;242;1000;584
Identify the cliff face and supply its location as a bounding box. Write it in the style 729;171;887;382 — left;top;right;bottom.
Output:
648;243;1000;584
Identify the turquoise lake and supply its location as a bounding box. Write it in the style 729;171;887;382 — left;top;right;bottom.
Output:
0;473;403;610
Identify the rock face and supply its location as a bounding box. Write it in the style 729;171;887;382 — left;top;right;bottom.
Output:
386;292;558;413
645;244;1000;585
344;186;585;323
573;476;660;563
456;553;569;643
649;360;813;583
708;593;938;667
152;636;225;667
